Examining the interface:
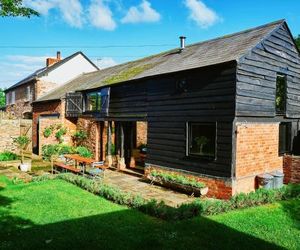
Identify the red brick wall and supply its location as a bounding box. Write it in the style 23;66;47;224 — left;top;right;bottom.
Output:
144;165;232;199
32;100;76;155
76;117;100;160
234;122;283;193
136;121;147;146
283;155;300;184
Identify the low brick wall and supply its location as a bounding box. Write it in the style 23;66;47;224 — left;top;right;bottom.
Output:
144;165;232;199
283;155;300;184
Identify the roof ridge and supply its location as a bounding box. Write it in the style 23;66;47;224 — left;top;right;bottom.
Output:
96;19;285;72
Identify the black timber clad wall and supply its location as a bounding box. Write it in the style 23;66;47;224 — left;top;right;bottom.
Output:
145;62;236;177
236;24;300;117
109;82;147;119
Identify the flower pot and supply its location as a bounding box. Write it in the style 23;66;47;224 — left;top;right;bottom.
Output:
20;163;29;172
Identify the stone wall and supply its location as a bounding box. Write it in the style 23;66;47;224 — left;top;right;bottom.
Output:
144;165;233;199
6;82;34;118
0;118;32;153
283;155;300;184
234;122;283;193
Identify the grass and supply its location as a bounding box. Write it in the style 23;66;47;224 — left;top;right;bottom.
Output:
0;176;299;250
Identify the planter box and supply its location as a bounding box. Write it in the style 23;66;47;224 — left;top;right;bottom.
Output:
148;176;208;197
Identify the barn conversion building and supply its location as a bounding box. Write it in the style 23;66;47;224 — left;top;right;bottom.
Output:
32;20;300;198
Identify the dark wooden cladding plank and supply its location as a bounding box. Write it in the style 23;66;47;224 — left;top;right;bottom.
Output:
236;89;274;101
148;116;234;122
148;127;184;134
238;63;276;78
147;109;234;117
147;138;184;147
148;133;185;141
267;34;296;51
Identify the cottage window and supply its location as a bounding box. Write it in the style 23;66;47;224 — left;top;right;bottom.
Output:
25;86;31;101
86;92;99;111
11;91;15;104
187;122;216;159
279;122;291;155
276;74;286;114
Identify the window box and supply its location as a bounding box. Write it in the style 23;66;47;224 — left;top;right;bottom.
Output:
147;171;208;197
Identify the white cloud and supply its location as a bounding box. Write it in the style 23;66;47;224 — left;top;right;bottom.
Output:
24;0;84;28
184;0;220;28
6;55;48;64
88;0;117;30
95;57;118;69
121;0;160;24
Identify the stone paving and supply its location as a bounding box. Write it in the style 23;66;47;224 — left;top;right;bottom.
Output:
103;169;195;207
0;166;32;182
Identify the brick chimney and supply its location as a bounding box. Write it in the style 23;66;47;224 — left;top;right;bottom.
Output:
46;51;61;67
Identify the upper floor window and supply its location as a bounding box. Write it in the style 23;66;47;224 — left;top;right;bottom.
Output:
85;87;110;114
86;92;99;111
186;122;216;160
7;91;16;105
25;86;31;101
276;74;286;114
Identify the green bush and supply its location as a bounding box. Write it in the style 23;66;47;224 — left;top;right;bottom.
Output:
72;130;88;145
105;143;116;155
32;173;300;221
0;151;18;161
76;146;93;158
42;144;75;160
150;170;206;189
55;127;67;143
43;127;53;138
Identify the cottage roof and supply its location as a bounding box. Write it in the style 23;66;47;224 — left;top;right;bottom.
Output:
5;51;98;92
35;20;286;103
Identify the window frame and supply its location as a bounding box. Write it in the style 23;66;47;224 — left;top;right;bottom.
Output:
186;122;217;161
85;92;100;112
278;122;292;156
11;91;15;105
275;74;287;115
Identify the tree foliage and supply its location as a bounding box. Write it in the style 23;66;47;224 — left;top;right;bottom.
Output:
0;88;5;108
0;0;39;17
295;35;300;50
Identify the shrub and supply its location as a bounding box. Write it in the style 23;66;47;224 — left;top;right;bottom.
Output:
76;146;93;158
32;173;300;221
105;143;116;155
43;127;53;138
55;127;67;143
72;130;88;146
42;144;75;160
0;151;18;161
150;170;206;189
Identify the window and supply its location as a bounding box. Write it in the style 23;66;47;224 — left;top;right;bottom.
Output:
279;122;291;155
187;122;216;159
25;86;31;101
85;88;110;114
11;91;15;104
276;74;286;114
86;92;99;111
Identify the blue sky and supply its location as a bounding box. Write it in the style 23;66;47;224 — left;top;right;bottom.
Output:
0;0;300;88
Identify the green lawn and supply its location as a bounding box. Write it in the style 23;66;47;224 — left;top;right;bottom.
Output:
0;176;299;250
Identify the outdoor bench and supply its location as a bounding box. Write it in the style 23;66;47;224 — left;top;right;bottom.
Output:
54;162;81;174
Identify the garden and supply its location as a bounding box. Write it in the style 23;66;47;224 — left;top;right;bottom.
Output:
0;175;299;250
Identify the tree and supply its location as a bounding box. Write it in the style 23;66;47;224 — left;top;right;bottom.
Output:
0;88;5;108
295;35;300;50
0;0;39;17
13;135;30;164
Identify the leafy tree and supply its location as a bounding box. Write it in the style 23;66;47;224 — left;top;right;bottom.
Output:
0;88;5;108
295;35;300;50
0;0;39;17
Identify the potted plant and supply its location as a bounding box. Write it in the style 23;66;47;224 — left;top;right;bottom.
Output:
13;135;31;172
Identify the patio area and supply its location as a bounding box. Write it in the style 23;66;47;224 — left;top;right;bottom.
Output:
102;169;195;207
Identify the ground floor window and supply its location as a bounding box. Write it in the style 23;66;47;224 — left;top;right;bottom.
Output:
187;122;216;160
279;122;291;155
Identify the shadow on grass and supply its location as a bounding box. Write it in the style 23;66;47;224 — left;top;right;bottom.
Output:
0;204;284;250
